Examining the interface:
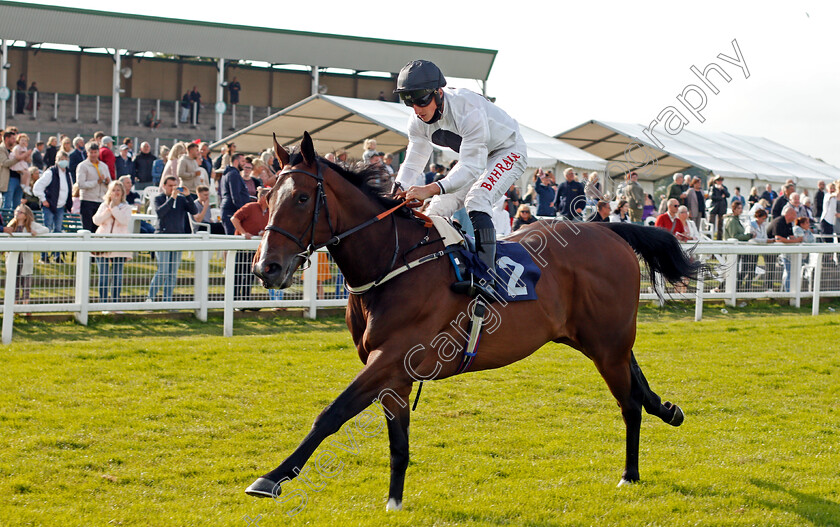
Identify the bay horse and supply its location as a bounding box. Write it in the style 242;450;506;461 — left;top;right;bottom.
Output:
248;132;703;510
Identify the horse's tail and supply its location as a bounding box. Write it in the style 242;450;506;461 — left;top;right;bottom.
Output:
602;223;708;296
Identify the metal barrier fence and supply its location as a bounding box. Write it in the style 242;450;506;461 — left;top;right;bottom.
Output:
2;234;839;343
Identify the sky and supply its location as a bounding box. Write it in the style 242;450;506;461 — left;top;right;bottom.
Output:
31;1;840;168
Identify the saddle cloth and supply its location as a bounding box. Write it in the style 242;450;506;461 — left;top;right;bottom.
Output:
430;215;541;302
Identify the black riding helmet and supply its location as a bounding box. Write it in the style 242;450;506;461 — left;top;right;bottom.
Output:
394;60;447;122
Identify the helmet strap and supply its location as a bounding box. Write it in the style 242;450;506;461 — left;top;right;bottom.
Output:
423;89;445;124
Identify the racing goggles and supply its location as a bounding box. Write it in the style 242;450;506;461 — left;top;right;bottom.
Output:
399;88;437;107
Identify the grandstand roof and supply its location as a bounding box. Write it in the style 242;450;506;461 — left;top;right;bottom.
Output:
0;1;496;80
556;120;840;186
209;94;607;170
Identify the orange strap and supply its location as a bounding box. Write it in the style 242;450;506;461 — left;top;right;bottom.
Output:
375;199;433;228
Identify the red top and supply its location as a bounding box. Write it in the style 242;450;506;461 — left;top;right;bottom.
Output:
99;146;117;180
654;213;685;237
232;202;268;236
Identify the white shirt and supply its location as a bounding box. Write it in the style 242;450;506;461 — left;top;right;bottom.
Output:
33;166;70;207
396;87;522;193
820;193;837;224
748;220;768;242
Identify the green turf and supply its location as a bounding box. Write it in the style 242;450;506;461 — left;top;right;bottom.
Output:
1;307;838;526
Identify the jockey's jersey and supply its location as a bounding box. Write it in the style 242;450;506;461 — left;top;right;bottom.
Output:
396;87;523;194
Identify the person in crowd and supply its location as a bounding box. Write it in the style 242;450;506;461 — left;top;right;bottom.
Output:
22;166;41;211
240;157;262;199
31;141;46;171
505;184;522;219
160;142;186;191
228;76;241;105
33;150;73;261
760;183;777;204
767;205;804;292
707;174;730;240
794;217;816;244
747;187;760;208
610;200;631;223
362;138;378;164
98;136;117;180
532;169;557;217
192;185;225;234
587;200;611;222
748;197;771;218
655;198;686;239
148;176;197;302
177;143;202;197
584;172;601;201
15;74;26;114
119;175;141;205
152;145;169;188
819;181;839;241
93;131;105;145
122;138;135;158
802;196;815;222
742;209;771;291
220;153;251;235
93;180;133;308
230;187;271;304
512;203;536;231
724;201;754;241
59;136;73;157
144;109;161;129
1;130;30;209
134;142;156;187
677;205;701;241
814;180;826;222
189;86;202;124
76;142;111;232
553;167;585;221
685;176;707;230
3;204;49;311
10;133;33;194
198;143;214;184
625;171;645;224
68;136;86;181
642;193;657;221
115;144;137;180
382;153;396;176
666;173;688;206
180;91;191;123
771;183;795;219
218;142;236;172
26;82;40;112
789;192;808;219
731;186;746;207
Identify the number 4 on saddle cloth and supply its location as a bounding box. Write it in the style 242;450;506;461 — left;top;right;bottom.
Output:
431;216;541;303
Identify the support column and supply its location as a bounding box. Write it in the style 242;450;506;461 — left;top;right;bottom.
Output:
311;65;319;96
112;49;121;137
216;58;224;142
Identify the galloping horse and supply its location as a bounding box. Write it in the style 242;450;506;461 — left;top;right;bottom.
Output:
248;132;703;510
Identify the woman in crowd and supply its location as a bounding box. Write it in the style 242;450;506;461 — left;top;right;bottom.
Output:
749;198;771;218
3;204;49;311
241;157;262;198
794;217;816;244
92;180;133;308
60;136;73;156
251;158;273;190
747;209;772;290
685;176;707;230
43;136;58;167
512;204;537;231
610;200;630;223
747;186;760;208
642;193;657;221
160;142;186;192
10;133;33;194
152;145;169;188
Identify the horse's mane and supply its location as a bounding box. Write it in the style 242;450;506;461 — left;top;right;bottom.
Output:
287;151;409;215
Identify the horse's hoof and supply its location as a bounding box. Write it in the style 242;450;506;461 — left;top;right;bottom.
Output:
386;498;403;511
245;477;280;498
666;402;685;427
617;478;635;487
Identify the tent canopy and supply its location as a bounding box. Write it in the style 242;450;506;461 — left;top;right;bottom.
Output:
210;94;607;171
556;120;840;186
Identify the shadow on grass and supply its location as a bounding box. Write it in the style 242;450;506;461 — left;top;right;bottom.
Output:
10;313;349;343
751;478;840;527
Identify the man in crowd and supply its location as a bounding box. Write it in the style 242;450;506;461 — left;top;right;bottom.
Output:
553;167;585;221
534;169;557;217
76;142;110;231
34;150;73;261
189;86;202;124
814;180;826;222
228;77;241;105
587;201;611;222
666;173;688;206
31;141;46;170
115;144;136;180
760;183;777;205
177;142;202;197
625;171;645;224
68;136;86;181
771;183;795;219
192;184;225;234
198;142;213;181
766;205;804;291
99;136;117;180
731;186;746;207
220;153;252;235
134;142;156;188
148;176;197;302
655;198;686;239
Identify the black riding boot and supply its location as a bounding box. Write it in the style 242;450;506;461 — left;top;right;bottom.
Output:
451;210;497;301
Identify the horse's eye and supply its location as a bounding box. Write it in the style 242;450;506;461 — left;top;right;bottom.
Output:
298;194;309;204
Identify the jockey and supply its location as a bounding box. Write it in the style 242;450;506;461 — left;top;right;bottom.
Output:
395;59;528;297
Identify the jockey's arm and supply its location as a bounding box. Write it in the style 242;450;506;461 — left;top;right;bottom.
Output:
435;108;489;195
395;127;434;189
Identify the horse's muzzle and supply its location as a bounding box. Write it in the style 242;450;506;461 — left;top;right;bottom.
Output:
252;256;301;290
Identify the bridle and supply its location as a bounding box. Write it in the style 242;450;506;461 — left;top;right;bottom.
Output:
264;161;429;268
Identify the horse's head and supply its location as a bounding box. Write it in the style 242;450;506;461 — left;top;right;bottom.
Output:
253;131;334;289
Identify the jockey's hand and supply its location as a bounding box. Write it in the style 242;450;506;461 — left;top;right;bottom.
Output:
404;183;440;203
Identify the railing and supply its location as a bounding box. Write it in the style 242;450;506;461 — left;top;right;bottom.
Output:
1;234;839;343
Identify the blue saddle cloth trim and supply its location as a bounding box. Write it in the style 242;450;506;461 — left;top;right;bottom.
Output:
453;238;541;302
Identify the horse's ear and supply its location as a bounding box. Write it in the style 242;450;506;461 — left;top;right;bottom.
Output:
301;131;316;166
273;133;289;168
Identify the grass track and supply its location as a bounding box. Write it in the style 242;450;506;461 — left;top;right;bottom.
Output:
1;304;839;526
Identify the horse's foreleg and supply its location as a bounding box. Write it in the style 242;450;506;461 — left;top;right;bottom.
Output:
383;384;412;511
246;356;402;498
630;352;684;426
594;357;643;486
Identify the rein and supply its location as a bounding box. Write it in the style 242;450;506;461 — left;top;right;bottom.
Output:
264;161;432;268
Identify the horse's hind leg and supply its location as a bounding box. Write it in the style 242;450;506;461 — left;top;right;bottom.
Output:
382;384;411;511
630;352;684;427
